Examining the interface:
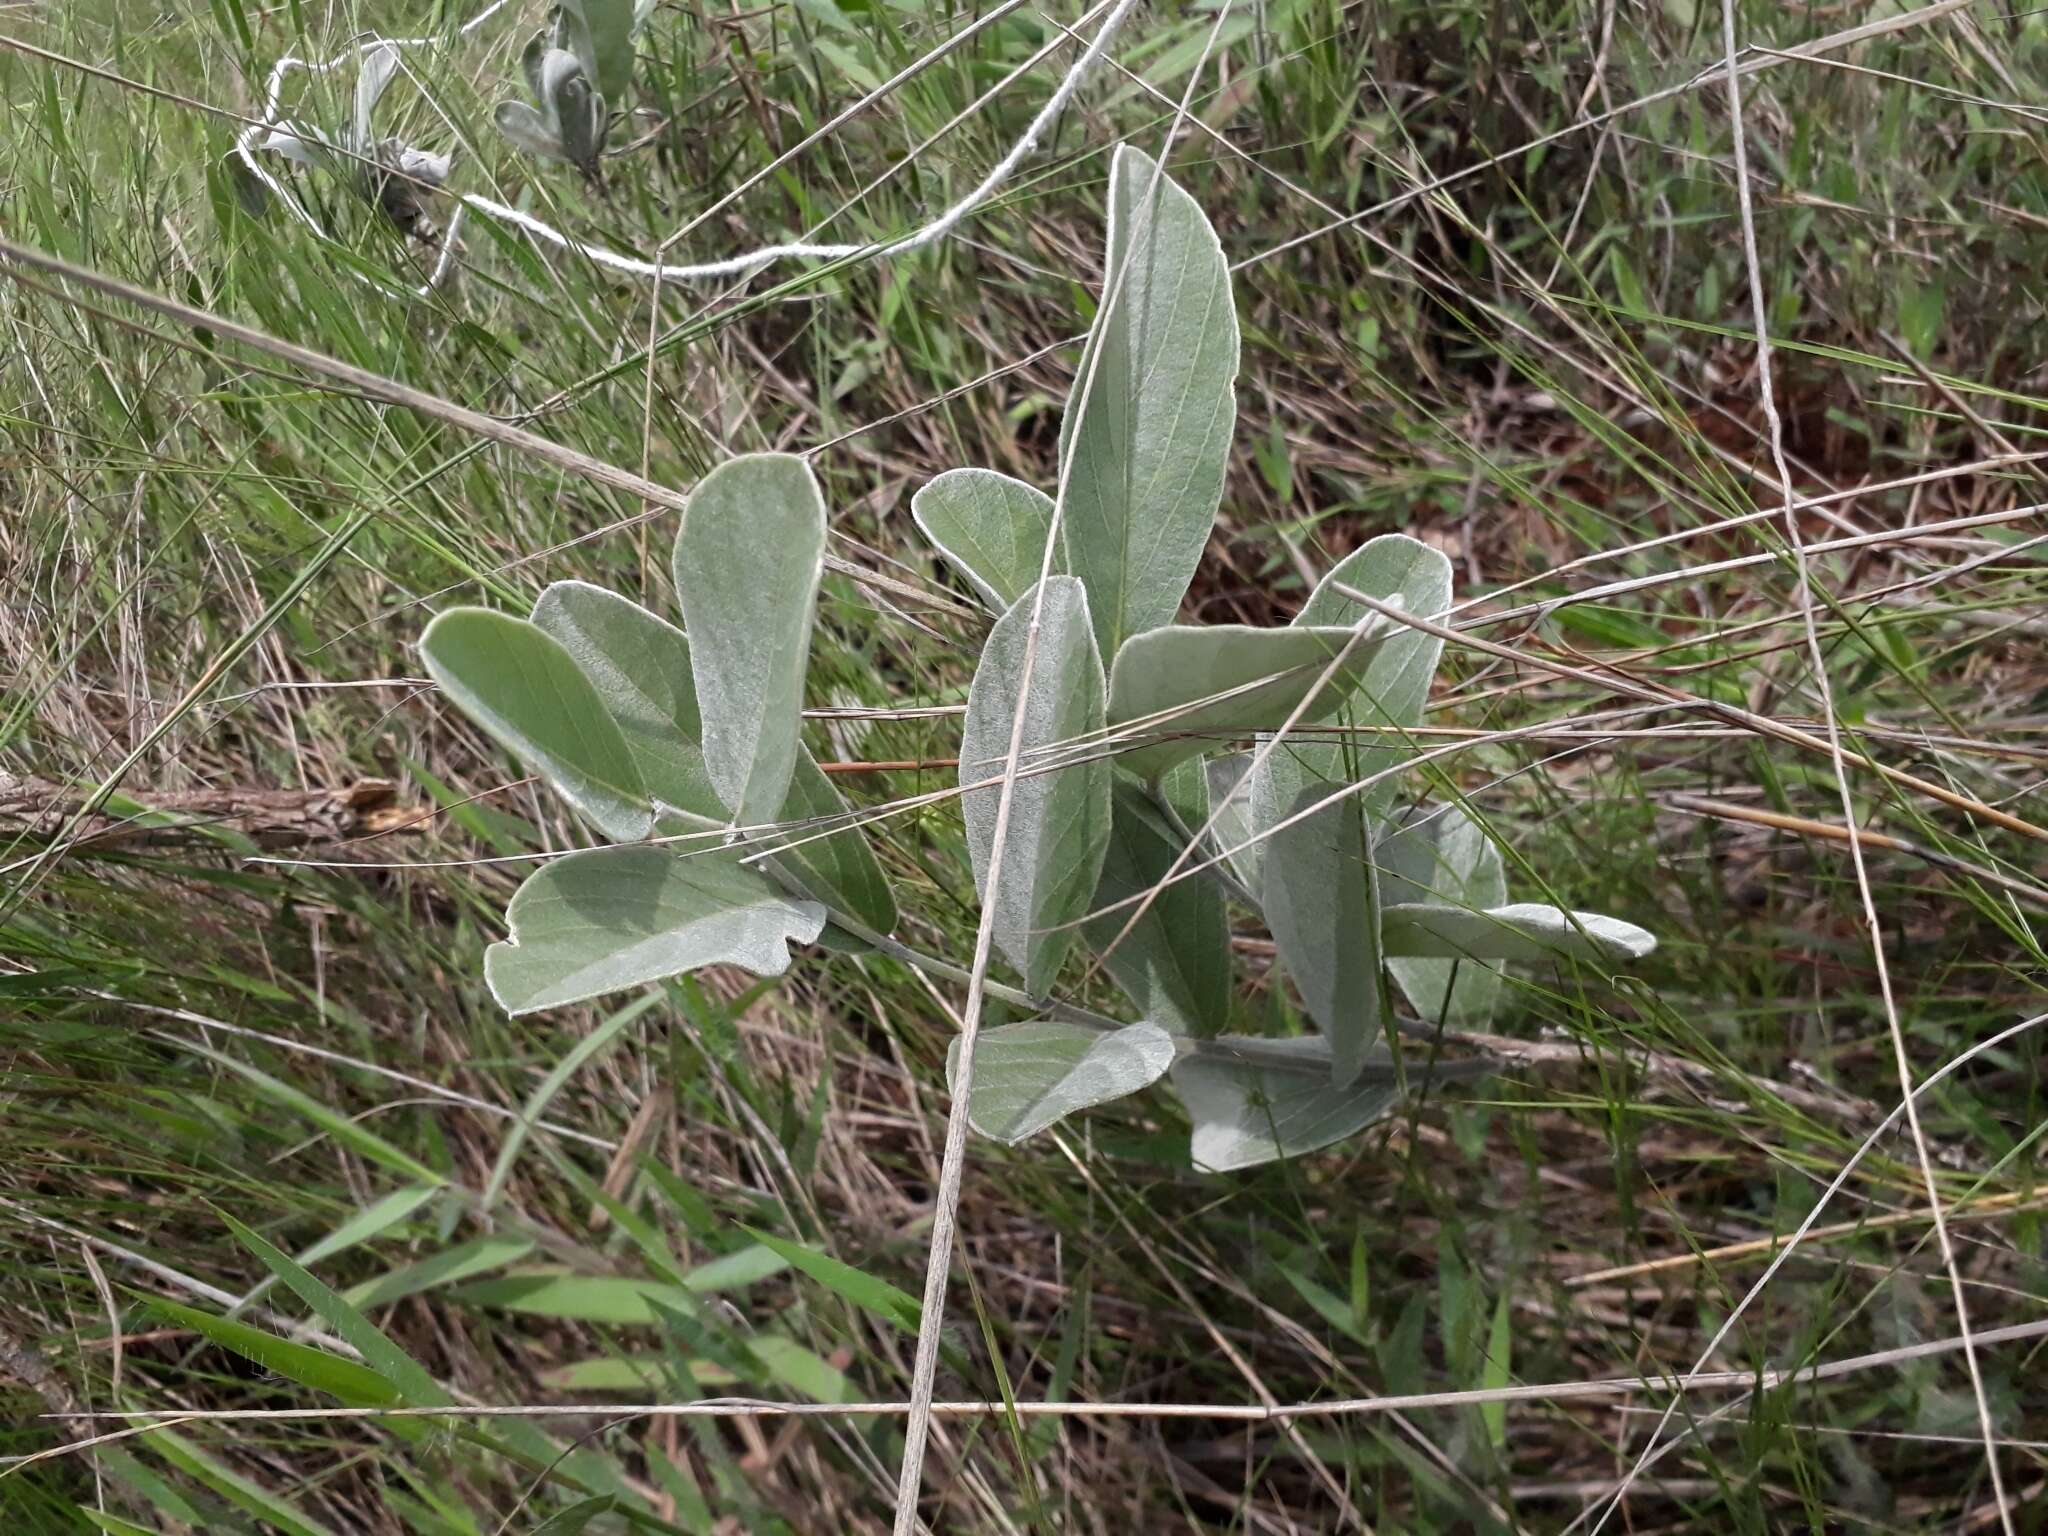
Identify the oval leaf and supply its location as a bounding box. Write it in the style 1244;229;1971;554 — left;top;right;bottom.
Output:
1380;902;1657;965
673;453;827;829
495;100;569;162
1081;782;1231;1037
1375;802;1507;1025
486;845;825;1015
947;1019;1175;1144
1262;789;1382;1087
1171;1036;1403;1174
1108;623;1394;781
1058;144;1239;661
959;577;1112;994
557;0;637;101
420;608;650;841
534;581;896;934
911;468;1056;613
1203;752;1263;897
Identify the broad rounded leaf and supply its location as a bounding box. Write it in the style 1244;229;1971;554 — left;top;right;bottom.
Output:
1058;144;1239;660
494;101;569;162
420;608;650;841
486;846;825;1015
910;468;1056;613
1108;623;1394;781
1261;789;1382;1087
531;581;722;823
556;0;638;102
946;1020;1174;1144
1381;903;1657;964
959;577;1112;994
1082;783;1230;1037
1171;1036;1402;1173
534;581;896;934
674;454;827;829
1375;802;1506;1025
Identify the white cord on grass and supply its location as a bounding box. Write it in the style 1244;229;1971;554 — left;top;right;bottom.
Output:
234;0;1139;290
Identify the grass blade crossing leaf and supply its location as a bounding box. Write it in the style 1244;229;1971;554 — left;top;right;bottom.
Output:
673;453;827;828
911;468;1056;612
1081;783;1230;1036
485;845;825;1015
421;608;650;841
1380;902;1658;964
1375;801;1507;1024
740;1226;922;1333
1106;624;1389;780
1262;789;1382;1087
1171;1037;1404;1174
946;1018;1175;1143
959;576;1112;993
1058;144;1240;660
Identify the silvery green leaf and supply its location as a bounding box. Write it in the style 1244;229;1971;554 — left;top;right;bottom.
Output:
531;581;724;824
557;0;638;101
1375;802;1506;1025
260;123;343;174
910;468;1056;613
494;101;570;163
1171;1036;1404;1173
1262;788;1381;1087
521;29;549;98
1058;144;1239;661
946;1020;1174;1144
959;577;1112;994
768;754;898;937
354;43;402;146
1381;903;1657;964
1248;533;1452;886
673;454;827;830
1203;753;1262;897
486;846;825;1015
533;581;896;935
420;608;650;841
396;146;453;186
1081;783;1231;1037
1107;624;1392;781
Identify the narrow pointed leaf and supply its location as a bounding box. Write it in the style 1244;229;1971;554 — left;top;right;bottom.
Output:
912;468;1056;612
1107;623;1392;780
1171;1036;1404;1173
1250;534;1453;856
485;845;825;1015
1058;144;1239;660
1081;784;1230;1036
1375;802;1506;1024
420;607;649;841
947;1019;1174;1144
534;581;896;933
1381;902;1657;964
1262;789;1381;1086
674;453;827;827
959;576;1112;993
353;44;401;145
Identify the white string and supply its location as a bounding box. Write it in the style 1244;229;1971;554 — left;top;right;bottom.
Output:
235;0;1138;290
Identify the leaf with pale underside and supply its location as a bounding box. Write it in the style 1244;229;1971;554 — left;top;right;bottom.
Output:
1204;752;1263;898
1058;144;1239;661
1381;903;1657;964
911;469;1056;612
1081;783;1231;1037
674;454;826;829
1375;802;1506;1025
420;608;649;842
1249;534;1453;862
947;1020;1174;1144
486;846;825;1016
1107;624;1391;781
1171;1036;1403;1173
959;577;1111;994
533;582;895;933
1261;788;1382;1087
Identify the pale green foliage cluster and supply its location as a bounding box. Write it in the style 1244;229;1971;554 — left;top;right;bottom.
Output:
420;145;1656;1173
257;43;453;232
495;0;658;176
